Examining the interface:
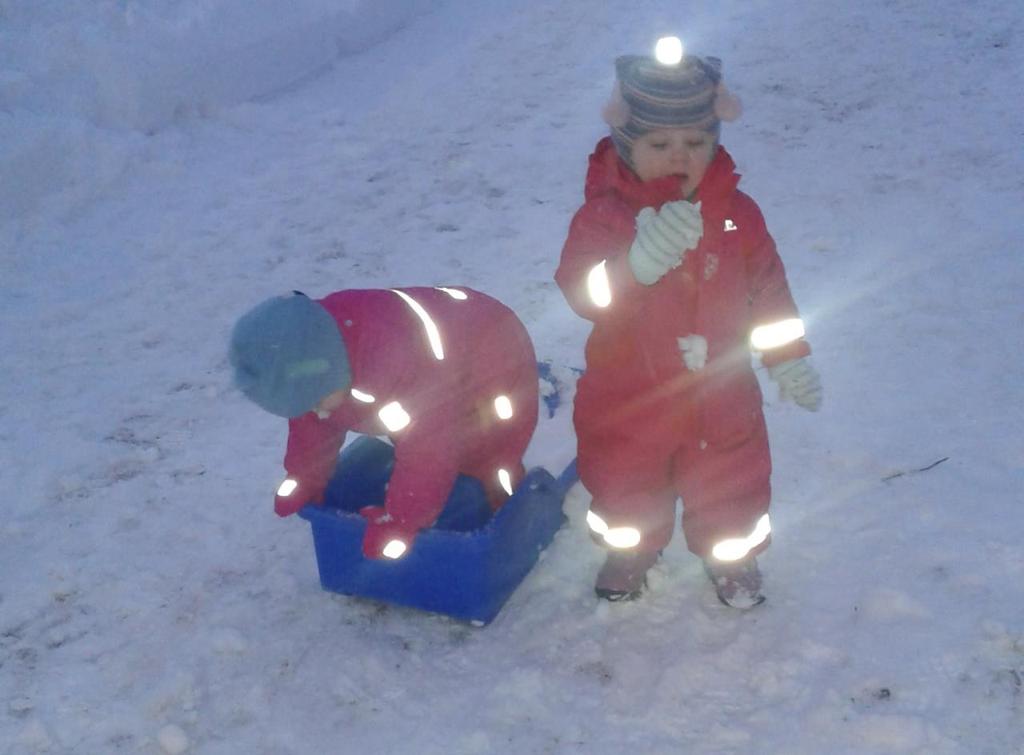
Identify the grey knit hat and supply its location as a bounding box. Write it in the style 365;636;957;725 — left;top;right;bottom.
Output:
603;52;742;168
230;292;351;418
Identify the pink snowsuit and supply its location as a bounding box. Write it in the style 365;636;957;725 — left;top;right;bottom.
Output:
276;287;538;559
555;138;810;559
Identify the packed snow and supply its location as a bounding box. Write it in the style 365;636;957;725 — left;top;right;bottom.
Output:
2;0;1023;753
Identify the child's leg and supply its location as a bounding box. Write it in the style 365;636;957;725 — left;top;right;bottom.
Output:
467;459;526;510
461;358;539;509
672;415;772;561
578;428;678;554
461;399;536;509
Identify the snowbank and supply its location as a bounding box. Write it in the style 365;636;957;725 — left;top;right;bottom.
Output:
0;0;421;220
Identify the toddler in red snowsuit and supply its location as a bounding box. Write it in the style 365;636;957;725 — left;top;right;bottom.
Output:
230;288;538;560
555;39;822;607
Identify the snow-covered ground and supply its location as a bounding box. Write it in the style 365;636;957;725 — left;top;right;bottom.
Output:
2;0;1023;752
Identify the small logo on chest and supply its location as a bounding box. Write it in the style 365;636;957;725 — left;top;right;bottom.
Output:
724;219;737;232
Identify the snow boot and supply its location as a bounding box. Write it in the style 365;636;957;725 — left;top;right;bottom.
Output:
595;549;660;602
703;557;766;609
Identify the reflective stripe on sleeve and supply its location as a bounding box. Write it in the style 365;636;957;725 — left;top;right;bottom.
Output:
750;318;805;351
587;260;612;308
382;539;408;559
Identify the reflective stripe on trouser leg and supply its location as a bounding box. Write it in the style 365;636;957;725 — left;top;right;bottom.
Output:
586;510;641;548
673;415;772;559
710;514;771;562
586;493;677;553
574;377;689;555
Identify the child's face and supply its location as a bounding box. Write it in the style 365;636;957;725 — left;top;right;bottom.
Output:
631;128;717;196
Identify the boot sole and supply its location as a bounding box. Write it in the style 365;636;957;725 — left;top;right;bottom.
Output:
715;591;766;609
595;587;643;602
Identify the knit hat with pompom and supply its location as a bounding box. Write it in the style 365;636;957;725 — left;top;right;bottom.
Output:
603;52;742;169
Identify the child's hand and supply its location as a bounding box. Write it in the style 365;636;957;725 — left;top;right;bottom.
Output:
273;478;324;516
628;201;703;285
767;358;823;412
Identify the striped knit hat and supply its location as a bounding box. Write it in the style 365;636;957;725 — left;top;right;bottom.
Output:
603;53;742;169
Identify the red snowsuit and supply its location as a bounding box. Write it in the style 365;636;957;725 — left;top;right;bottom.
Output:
555;138;809;558
276;287;538;559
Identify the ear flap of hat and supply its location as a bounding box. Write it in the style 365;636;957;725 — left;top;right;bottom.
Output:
601;80;632;129
700;56;742;122
714;82;743;122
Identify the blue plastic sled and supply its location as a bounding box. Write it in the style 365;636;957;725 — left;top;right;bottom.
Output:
298;436;577;625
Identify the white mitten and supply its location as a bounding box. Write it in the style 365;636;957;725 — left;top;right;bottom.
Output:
628;200;703;285
767;358;822;412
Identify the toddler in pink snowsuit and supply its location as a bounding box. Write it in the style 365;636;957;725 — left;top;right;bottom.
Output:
555;39;822;607
230;288;538;560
